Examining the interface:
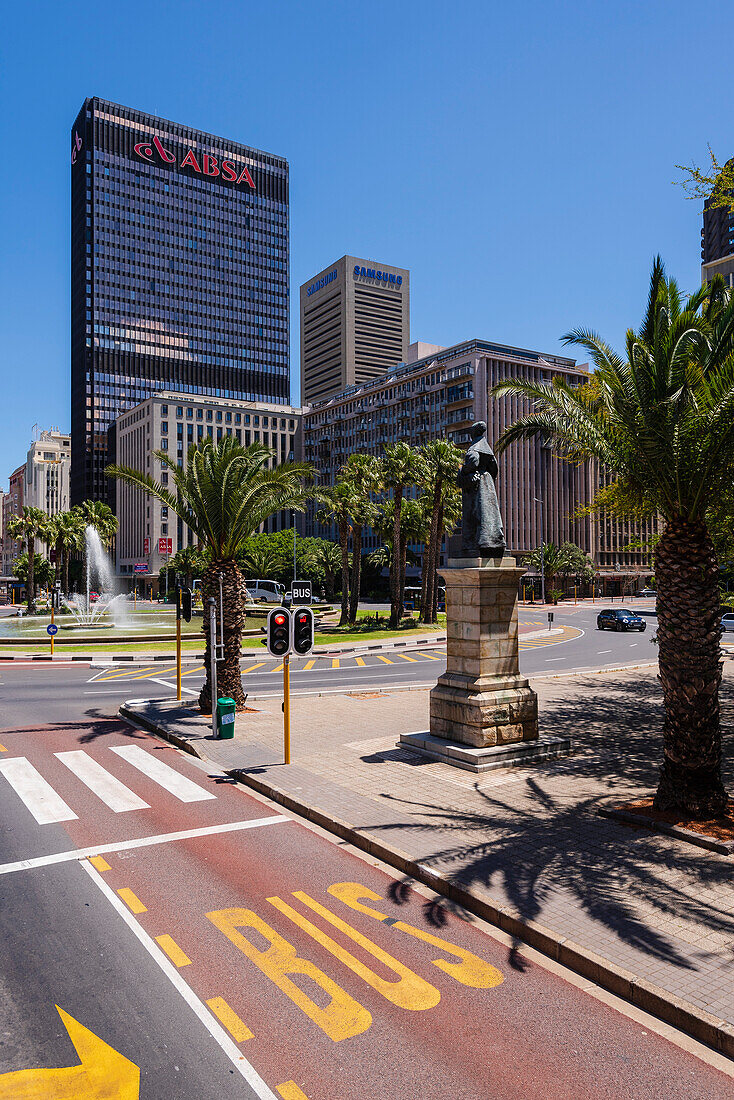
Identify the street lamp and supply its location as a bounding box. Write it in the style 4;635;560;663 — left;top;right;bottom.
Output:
292;511;297;584
533;496;545;604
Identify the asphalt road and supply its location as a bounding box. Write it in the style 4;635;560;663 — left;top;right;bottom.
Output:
1;706;732;1099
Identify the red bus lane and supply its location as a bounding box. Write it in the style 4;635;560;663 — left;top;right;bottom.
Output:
2;720;732;1098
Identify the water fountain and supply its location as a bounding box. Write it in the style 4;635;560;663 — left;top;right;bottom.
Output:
66;525;131;628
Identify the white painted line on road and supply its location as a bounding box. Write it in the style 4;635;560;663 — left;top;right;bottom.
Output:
0;814;289;876
55;750;149;813
597;650;612;654
111;744;217;802
544;658;565;662
150;676;198;696
80;859;281;1100
0;757;78;825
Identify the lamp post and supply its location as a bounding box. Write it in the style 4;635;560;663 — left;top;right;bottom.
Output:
533;495;545;605
292;511;297;585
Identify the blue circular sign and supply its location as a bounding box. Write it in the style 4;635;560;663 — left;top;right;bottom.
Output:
47;624;58;636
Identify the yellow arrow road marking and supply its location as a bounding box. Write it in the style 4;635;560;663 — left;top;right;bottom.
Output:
0;1005;139;1099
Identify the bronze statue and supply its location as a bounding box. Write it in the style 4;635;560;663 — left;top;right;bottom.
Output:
457;421;506;557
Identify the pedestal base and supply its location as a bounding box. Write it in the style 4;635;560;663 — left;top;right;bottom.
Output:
430;676;538;747
400;732;573;773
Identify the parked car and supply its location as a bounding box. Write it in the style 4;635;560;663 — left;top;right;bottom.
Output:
637;588;657;597
244;579;285;603
721;613;734;633
597;608;647;632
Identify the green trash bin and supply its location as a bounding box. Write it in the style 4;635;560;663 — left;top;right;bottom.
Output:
216;696;236;739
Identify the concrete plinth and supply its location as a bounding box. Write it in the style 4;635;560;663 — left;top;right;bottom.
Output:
429;556;540;750
399;732;573;773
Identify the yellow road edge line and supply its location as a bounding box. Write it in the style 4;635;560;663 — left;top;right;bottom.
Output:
89;855;111;873
375;654;393;664
155;933;192;967
398;653;418;662
117;887;147;914
354;656;366;666
331;658;340;668
206;996;254;1042
302;659;315;671
241;662;266;674
277;1083;310;1100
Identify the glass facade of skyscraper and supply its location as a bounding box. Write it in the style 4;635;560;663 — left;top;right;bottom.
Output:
70;97;289;504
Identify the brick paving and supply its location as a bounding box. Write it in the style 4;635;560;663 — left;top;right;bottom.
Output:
125;656;734;1032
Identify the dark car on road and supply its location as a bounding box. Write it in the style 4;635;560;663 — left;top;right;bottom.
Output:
597;608;647;632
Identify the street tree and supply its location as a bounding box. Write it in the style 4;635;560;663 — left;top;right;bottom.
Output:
491;258;734;817
6;507;47;613
378;443;423;628
79;499;118;547
341;454;380;623
52;510;86;595
317;483;356;626
108;438;315;713
416;440;462;623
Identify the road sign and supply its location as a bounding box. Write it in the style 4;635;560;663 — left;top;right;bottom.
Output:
134;562;149;574
46;623;58;636
143;536;150;555
292;607;315;655
267;607;290;657
291;579;312;604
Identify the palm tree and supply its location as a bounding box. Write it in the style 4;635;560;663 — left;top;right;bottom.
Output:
416;440;462;623
317;483;356;626
6;507;47;613
491;259;734;817
341;454;380;622
241;543;283;584
303;540;342;601
79;499;118;548
108;438;315;713
169;545;209;590
379;443;423;628
54;509;86;596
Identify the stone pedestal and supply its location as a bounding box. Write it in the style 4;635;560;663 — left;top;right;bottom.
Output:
400;556;570;772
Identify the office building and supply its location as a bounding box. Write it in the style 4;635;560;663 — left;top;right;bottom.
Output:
300;255;409;404
1;465;25;573
701;175;734;287
23;430;71;516
114;393;301;581
303;338;654;581
71;97;290;505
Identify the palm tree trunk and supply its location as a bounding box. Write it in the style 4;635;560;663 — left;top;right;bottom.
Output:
62;547;70;597
198;559;247;714
432;503;445;620
339;520;350;627
349;525;362;623
653;517;727;817
422;482;442;624
27;538;36;613
389;489;404;629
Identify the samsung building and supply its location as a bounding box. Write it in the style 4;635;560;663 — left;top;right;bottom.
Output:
70;97;289;504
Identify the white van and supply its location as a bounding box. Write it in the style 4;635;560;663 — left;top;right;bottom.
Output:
245;579;285;603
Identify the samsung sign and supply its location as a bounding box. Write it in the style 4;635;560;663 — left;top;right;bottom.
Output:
306;269;337;296
354;265;402;286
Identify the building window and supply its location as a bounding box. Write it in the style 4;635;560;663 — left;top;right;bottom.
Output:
176;406;183;417
160;438;168;450
225;411;232;423
206;410;213;421
216;411;223;422
161;421;168;433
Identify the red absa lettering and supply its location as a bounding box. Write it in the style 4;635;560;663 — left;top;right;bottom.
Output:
221;160;238;181
134;142;154;159
236;165;256;189
153;136;176;163
180;149;201;172
202;155;219;177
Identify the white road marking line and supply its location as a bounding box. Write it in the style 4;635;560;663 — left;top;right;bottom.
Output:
80;860;280;1100
55;750;149;813
598;650;612;654
0;757;78;825
0;815;289;876
544;658;565;662
110;744;217;802
150;676;198;696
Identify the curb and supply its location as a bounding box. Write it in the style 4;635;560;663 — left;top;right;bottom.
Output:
120;701;734;1060
598;805;734;856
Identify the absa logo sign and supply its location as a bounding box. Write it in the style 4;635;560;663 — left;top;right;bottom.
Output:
71;131;83;165
133;136;256;190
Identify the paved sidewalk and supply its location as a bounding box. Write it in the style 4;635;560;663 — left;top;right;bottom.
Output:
122;658;734;1057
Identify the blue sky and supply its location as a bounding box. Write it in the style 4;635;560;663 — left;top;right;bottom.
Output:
1;0;731;487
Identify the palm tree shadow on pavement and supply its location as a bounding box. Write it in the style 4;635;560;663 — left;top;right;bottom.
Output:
367;671;734;973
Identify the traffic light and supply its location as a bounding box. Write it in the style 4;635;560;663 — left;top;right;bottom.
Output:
179;587;192;622
267;607;291;657
292;606;314;656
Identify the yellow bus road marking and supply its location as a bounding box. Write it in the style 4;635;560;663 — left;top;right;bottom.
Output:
398;653;418;662
302;659;316;671
89;856;111;873
156;934;192;967
277;1083;310;1099
206;997;254;1042
354;657;366;666
331;658;340;669
241;663;265;674
375;655;393;664
117;887;147;914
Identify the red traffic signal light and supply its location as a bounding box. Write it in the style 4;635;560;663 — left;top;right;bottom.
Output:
267;607;291;657
292;606;314;656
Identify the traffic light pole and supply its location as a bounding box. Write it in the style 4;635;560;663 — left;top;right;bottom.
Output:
283;654;291;765
208;597;218;740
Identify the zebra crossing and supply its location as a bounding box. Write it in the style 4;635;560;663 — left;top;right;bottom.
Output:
0;746;216;825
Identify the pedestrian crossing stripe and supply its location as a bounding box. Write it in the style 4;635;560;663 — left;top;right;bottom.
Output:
0;747;217;825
